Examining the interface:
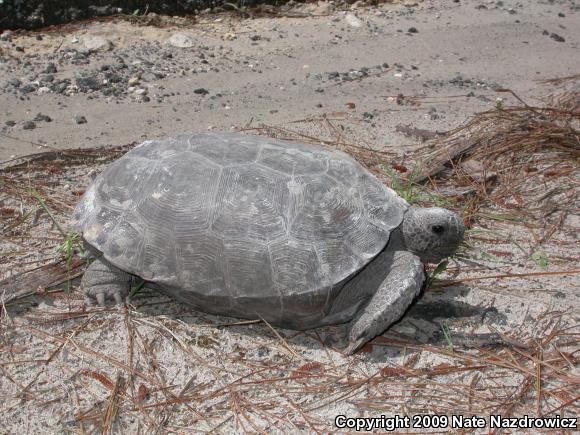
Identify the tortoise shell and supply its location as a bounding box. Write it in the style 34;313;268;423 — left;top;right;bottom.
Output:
73;133;408;325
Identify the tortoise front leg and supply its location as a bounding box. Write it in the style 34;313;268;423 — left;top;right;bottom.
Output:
345;251;424;354
81;256;132;306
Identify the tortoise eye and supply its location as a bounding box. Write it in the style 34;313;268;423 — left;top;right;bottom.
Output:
432;225;445;235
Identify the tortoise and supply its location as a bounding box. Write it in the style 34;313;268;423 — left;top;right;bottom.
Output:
73;133;464;354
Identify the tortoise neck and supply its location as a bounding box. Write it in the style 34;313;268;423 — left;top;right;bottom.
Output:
387;226;407;253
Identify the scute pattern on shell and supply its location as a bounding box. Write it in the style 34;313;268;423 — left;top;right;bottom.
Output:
74;133;408;321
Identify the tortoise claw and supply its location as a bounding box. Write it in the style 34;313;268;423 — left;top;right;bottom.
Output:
344;336;366;355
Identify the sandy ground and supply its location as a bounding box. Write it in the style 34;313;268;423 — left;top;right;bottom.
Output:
0;0;579;433
0;0;578;161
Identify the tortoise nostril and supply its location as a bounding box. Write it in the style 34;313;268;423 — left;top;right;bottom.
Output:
432;225;445;235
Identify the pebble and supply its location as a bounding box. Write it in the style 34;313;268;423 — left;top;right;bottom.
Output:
8;78;22;88
194;88;209;95
167;32;196;48
128;76;140;86
43;63;57;74
41;74;55;83
20;84;37;93
139;72;154;82
345;13;363;28
22;121;36;130
33;113;52;122
550;33;565;42
76;76;102;91
312;2;334;14
82;36;113;52
74;115;87;124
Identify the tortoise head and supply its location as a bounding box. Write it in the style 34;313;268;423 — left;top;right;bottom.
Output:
402;207;465;263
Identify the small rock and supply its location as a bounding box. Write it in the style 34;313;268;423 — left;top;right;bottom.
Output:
37;87;51;94
33;113;52;122
194;88;209;95
41;74;55;83
550;33;565;42
141;72;157;82
20;84;37;94
134;88;148;95
43;63;58;74
128;76;140;86
408;27;419;33
76;76;102;91
8;78;22;88
312;2;334;14
82;36;113;51
168;32;196;48
256;346;270;357
51;80;70;94
345;13;363;28
22;121;36;130
74;115;87;124
5;120;16;127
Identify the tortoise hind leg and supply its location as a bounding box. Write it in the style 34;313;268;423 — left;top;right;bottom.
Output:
81;256;132;306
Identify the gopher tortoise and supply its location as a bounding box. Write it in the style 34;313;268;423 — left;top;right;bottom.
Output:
73;133;464;354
